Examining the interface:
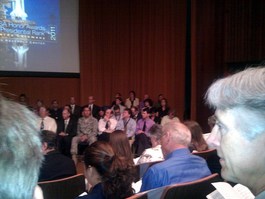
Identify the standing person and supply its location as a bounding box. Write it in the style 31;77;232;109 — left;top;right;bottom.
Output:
206;67;265;198
0;95;43;199
71;107;98;165
125;90;139;108
140;121;211;192
38;106;57;133
76;142;135;199
57;108;77;157
133;108;155;157
39;130;76;182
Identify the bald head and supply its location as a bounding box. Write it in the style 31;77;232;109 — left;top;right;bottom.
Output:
161;121;191;156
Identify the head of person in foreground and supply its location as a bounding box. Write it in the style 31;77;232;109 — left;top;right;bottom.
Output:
205;67;265;196
83;141;135;198
0;95;43;199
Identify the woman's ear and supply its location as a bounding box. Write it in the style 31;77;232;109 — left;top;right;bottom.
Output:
41;142;48;153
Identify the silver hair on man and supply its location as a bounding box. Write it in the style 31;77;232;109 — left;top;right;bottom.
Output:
0;95;43;199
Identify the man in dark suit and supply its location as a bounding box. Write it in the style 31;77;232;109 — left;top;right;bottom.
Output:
69;96;82;120
57;108;77;157
39;130;76;182
83;96;100;120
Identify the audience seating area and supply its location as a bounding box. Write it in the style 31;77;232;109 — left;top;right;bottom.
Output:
160;173;221;199
38;174;86;199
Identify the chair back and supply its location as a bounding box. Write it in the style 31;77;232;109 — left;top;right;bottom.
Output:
160;173;222;199
192;149;217;160
38;174;86;199
126;191;148;199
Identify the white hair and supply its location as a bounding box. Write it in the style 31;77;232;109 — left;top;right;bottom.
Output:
206;67;265;139
0;96;43;199
162;121;191;146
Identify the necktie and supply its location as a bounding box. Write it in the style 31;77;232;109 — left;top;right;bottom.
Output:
40;119;44;131
89;105;92;111
142;121;146;132
105;121;109;129
64;120;68;131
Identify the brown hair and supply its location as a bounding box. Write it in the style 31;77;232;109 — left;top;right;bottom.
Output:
183;121;208;152
84;141;135;198
109;130;134;165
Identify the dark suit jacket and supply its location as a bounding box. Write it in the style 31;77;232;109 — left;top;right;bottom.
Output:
38;150;77;182
70;104;82;119
83;104;100;119
57;117;77;137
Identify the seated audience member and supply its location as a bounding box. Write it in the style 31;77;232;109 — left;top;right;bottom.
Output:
122;108;136;140
205;114;219;149
110;92;124;107
38;105;57;132
140;121;211;192
83;96;100;119
136;124;164;164
0;95;43;199
183;120;208;152
112;97;126;113
155;98;170;124
113;105;124;130
76;142;135;199
18;93;33;110
143;98;155;113
153;94;164;110
131;106;142;121
57;108;77;157
160;109;180;126
69;96;82;120
49;99;63;123
206;67;265;198
98;108;117;142
39;130;76;182
139;93;149;110
109;130;135;165
71;107;98;164
133;108;155;157
125;90;140;108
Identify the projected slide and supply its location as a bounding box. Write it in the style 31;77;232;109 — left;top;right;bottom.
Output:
0;0;78;73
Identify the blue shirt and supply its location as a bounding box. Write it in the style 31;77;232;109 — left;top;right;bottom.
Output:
140;148;211;191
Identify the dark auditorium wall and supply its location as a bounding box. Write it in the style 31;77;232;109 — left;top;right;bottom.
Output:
79;0;187;119
1;77;80;108
1;0;265;131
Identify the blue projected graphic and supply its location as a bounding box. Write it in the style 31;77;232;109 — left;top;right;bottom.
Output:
0;0;61;71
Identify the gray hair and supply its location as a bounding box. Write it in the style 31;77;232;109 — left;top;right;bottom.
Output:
0;96;43;199
148;124;163;140
162;121;191;146
206;67;265;139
